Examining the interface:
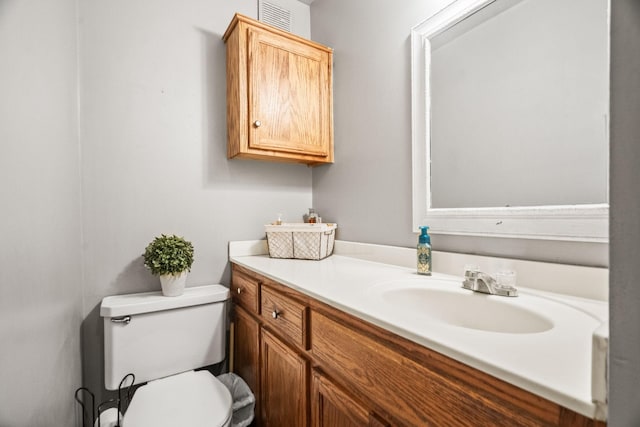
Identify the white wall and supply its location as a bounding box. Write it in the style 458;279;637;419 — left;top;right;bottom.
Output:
78;0;313;405
310;0;608;266
0;0;83;425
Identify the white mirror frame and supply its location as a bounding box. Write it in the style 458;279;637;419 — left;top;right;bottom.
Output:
411;0;609;243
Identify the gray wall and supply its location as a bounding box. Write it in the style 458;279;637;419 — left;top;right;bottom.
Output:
78;0;312;411
0;0;83;425
609;1;640;425
310;0;608;267
1;0;313;424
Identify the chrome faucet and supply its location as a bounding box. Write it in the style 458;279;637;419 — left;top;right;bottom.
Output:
462;268;518;297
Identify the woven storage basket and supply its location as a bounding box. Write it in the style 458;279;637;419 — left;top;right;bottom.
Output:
265;223;337;260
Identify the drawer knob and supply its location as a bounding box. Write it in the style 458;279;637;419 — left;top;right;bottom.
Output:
272;310;279;319
254;120;262;128
237;287;242;294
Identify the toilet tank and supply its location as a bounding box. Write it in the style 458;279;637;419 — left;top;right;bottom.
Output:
100;284;229;390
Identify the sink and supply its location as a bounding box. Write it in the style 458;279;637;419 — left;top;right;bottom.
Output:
372;279;554;334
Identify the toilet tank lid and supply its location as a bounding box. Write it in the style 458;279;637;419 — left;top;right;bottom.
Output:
100;284;230;318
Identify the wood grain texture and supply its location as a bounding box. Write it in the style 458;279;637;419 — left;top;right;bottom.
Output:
232;306;260;424
231;270;260;314
249;27;329;156
311;310;557;426
312;369;371;427
223;13;333;165
558;408;607;427
261;328;309;426
261;285;308;350
225;23;244;159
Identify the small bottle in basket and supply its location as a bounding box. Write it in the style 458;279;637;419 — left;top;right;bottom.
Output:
307;208;318;224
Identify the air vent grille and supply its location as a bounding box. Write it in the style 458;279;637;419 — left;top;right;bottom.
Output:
259;0;292;33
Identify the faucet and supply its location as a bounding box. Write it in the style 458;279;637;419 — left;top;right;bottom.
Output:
462;268;518;297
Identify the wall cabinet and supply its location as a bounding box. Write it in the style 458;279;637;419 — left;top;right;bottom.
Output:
223;14;334;166
230;263;606;427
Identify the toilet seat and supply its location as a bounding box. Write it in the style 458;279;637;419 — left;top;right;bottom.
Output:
123;370;232;427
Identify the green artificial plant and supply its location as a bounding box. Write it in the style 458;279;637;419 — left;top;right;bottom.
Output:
143;234;194;276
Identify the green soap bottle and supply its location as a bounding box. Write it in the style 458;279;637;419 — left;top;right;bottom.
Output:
417;226;432;275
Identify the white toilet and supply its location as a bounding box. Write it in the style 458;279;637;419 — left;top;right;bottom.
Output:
100;284;233;427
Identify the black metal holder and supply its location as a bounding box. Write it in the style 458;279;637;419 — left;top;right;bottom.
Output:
74;373;136;427
74;387;95;427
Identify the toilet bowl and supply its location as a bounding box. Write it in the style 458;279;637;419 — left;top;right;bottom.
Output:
123;371;232;427
100;285;232;426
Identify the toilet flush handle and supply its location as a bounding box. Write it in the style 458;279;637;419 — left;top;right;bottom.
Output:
111;316;131;325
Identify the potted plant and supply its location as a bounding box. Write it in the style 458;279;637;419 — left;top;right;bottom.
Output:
143;234;194;296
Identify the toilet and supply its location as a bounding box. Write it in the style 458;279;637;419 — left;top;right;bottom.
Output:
100;284;233;427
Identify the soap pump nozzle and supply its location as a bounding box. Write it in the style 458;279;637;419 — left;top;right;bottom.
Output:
419;226;430;244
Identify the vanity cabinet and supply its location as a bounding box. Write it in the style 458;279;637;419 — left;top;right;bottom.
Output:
231;265;310;426
230;263;605;427
312;370;390;427
232;306;259;402
231;270;262;423
223;14;334;166
261;328;309;426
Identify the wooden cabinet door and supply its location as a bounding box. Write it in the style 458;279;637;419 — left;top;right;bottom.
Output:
247;26;331;159
261;328;309;426
312;370;390;427
233;306;260;422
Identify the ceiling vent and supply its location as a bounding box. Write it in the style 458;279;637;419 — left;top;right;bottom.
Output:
259;0;292;33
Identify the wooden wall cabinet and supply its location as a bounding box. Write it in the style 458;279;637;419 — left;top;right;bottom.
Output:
230;263;605;427
223;14;334;166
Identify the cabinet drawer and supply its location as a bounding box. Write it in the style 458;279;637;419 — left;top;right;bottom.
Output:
261;286;307;349
231;271;260;314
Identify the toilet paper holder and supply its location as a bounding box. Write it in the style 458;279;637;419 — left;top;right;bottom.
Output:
75;373;135;427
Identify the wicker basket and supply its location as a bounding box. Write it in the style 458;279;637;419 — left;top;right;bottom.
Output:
265;223;337;260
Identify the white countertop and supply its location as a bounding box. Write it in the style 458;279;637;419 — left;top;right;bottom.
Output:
229;242;608;421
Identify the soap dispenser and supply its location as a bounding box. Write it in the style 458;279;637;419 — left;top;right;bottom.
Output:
417;226;432;275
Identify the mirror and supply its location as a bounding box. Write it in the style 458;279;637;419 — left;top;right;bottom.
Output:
411;0;609;242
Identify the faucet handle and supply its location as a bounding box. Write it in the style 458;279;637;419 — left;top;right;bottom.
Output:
463;264;480;279
495;270;517;290
462;265;480;292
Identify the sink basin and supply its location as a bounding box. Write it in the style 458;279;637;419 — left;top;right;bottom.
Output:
372;279;554;334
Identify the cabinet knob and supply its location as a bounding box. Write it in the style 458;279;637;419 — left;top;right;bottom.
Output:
237;287;242;294
272;310;279;319
253;120;262;128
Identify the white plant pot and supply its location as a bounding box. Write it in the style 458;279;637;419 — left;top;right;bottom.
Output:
159;271;188;297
